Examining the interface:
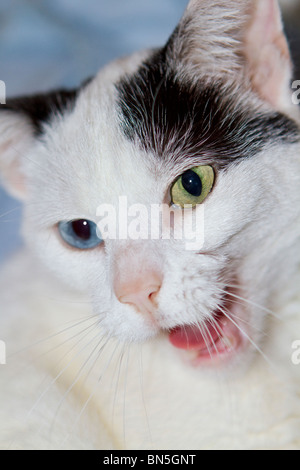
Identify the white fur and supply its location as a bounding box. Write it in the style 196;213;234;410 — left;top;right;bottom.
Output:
0;0;300;450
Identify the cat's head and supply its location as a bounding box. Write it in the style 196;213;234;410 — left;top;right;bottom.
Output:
1;0;300;370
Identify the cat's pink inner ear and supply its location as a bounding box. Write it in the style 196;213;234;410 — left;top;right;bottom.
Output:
244;0;292;109
2;158;27;200
0;113;34;201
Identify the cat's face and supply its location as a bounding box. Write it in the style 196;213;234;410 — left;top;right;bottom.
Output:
1;0;300;370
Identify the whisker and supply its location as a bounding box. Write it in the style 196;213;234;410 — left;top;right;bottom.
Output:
8;313;99;359
79;335;112;390
122;344;131;449
0;206;22;221
205;316;228;355
224;305;268;336
60;338;120;449
215;286;282;322
38;317;101;363
30;317;103;414
189;306;222;360
197;319;218;359
217;304;275;370
26;323;103;422
138;344;153;446
39;295;93;305
49;333;107;435
6;315;102;418
111;342;126;431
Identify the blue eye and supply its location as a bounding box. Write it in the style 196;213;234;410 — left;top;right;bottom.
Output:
58;220;103;250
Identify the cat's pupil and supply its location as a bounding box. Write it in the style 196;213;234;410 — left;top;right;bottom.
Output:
72;220;91;240
181;170;202;197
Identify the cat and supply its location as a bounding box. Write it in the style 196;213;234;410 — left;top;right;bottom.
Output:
0;0;299;450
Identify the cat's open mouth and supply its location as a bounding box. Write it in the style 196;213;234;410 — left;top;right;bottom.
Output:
168;288;246;366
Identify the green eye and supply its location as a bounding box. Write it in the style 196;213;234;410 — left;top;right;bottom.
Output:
170;166;215;208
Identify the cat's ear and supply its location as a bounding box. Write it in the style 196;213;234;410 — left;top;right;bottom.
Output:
168;0;292;110
244;0;292;109
0;110;35;200
0;89;77;200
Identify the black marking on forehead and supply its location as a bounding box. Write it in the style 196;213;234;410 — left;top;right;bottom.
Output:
1;78;92;136
116;49;299;169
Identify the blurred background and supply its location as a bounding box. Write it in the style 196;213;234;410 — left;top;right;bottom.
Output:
0;0;299;264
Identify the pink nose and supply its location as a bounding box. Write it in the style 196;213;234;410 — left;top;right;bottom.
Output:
114;272;162;315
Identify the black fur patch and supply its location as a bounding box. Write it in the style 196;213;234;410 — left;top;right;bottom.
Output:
116;49;299;169
0;78;92;135
1;89;77;135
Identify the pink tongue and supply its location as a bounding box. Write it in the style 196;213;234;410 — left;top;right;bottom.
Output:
169;323;220;351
